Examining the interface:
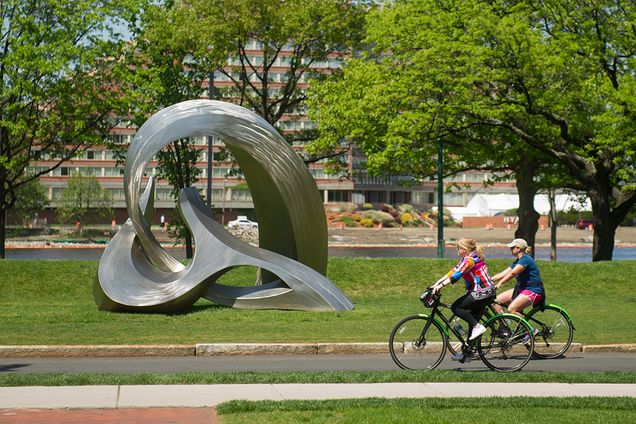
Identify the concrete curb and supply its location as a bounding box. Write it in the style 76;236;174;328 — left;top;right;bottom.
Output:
1;342;635;358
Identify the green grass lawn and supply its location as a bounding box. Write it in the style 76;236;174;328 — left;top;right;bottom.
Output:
215;398;636;424
1;370;634;387
0;258;634;345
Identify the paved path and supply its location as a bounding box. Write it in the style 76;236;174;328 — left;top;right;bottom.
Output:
1;382;635;410
0;407;218;424
3;382;634;423
2;352;635;374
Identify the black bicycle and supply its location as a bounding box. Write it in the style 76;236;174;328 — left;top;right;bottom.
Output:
389;288;535;372
446;301;575;359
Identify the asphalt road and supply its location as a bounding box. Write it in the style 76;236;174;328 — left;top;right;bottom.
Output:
1;352;634;374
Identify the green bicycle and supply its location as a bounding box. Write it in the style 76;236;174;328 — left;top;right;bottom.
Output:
447;301;575;359
389;288;535;372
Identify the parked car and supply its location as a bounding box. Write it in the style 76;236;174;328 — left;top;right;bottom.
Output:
228;216;258;229
575;219;594;230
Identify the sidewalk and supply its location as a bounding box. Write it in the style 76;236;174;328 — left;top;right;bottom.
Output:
1;382;635;410
2;382;634;423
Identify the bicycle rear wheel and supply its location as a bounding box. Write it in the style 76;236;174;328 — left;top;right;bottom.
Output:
477;314;534;372
389;315;447;371
526;305;574;359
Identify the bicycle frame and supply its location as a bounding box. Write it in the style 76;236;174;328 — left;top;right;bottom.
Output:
418;301;472;350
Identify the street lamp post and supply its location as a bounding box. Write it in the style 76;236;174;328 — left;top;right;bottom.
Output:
206;71;214;209
222;177;227;226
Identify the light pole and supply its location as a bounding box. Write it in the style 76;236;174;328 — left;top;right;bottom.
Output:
206;71;214;209
437;138;444;258
222;176;227;226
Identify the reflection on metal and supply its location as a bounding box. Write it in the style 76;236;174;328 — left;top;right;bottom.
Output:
94;100;354;312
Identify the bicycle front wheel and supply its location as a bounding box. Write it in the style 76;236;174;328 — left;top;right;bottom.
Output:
526;305;574;359
389;315;447;371
478;314;534;372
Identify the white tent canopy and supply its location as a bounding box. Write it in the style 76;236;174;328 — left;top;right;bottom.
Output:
446;193;591;222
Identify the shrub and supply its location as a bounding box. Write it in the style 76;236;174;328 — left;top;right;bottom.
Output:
362;203;373;210
361;210;395;227
338;216;356;224
360;218;374;228
380;203;393;213
400;204;415;213
400;212;414;225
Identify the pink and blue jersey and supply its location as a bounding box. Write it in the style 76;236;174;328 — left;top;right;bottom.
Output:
446;253;494;292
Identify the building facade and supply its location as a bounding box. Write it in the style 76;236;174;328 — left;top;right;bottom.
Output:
27;42;515;226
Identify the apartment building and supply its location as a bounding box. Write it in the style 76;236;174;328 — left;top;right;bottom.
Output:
28;41;514;226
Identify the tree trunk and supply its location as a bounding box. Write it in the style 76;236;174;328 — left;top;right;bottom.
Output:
514;160;540;256
185;232;193;259
588;186;616;262
0;207;6;259
547;189;558;261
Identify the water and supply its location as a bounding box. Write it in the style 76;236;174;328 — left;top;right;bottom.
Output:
5;246;636;262
329;246;636;262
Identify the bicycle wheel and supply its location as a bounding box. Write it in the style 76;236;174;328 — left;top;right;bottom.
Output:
477;314;534;372
525;305;574;359
389;315;447;371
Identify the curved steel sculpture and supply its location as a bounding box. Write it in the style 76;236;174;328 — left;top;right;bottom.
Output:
94;100;353;312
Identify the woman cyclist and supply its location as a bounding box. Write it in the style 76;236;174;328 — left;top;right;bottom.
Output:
430;237;496;361
492;238;545;337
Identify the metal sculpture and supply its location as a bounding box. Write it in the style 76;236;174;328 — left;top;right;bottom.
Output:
94;100;353;312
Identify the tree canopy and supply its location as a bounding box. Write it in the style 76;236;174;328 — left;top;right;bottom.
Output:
0;0;141;257
57;173;113;233
170;0;367;145
308;0;635;261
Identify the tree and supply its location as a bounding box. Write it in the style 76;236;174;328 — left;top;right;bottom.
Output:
308;0;636;261
0;0;141;258
12;178;49;227
176;0;367;151
57;173;113;234
122;0;368;256
118;2;213;258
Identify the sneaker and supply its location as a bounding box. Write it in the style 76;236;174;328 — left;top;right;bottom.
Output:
522;327;539;344
450;352;466;363
469;323;487;341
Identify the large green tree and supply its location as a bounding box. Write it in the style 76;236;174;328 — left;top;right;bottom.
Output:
308;0;635;261
176;0;367;150
118;2;215;258
12;178;49;227
0;0;140;258
122;0;368;256
57;173;113;234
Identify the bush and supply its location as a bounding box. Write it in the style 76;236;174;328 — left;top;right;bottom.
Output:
362;203;374;210
380;203;394;213
399;204;415;213
338;216;356;225
360;218;374;228
400;212;414;225
361;210;395;227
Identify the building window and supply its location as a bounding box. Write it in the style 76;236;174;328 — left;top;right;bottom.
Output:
327;190;350;202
